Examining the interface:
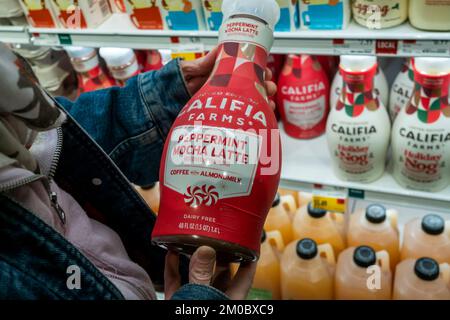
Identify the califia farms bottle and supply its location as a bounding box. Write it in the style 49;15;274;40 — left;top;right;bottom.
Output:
326;56;391;183
152;0;282;262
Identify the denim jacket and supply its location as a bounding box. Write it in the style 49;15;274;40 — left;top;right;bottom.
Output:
0;59;228;300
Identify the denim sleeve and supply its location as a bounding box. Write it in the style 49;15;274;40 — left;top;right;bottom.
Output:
171;284;230;300
56;59;190;186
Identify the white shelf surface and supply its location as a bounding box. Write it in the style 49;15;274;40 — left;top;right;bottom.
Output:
279;128;450;212
0;25;29;44
25;13;450;56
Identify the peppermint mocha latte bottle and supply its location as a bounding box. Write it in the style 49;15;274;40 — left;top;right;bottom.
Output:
391;58;450;192
152;0;282;262
326;56;391;183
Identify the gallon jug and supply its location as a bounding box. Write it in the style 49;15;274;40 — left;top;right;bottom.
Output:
250;230;285;300
326;56;391;183
281;238;335;300
330;60;389;110
152;0;282;262
401;214;450;264
391;57;450;192
136;182;160;214
389;58;414;121
347;204;400;270
99;47;140;86
277;54;330;139
393;258;450;300
335;246;392;300
264;193;296;244
409;0;450;31
352;0;408;29
292;202;346;255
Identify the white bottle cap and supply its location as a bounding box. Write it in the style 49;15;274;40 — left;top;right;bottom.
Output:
65;46;96;59
99;47;136;67
340;55;377;72
221;0;280;30
414;58;450;76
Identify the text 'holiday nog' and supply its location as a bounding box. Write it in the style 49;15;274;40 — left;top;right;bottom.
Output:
152;0;282;262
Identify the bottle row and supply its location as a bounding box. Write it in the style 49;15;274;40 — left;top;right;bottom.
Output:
1;0;449;31
246;189;450;300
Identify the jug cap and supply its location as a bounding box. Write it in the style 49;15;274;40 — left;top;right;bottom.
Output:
272;193;281;207
65;46;96;59
99;47;135;67
307;202;327;219
296;238;318;260
340;55;377;72
353;246;376;268
415;57;450;76
365;204;386;224
414;257;440;281
261;230;266;243
221;0;280;30
421;214;445;235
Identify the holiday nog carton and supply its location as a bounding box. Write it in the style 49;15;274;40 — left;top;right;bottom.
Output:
49;0;111;29
152;0;282;262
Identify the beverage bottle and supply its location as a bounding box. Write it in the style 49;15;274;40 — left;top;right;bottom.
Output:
267;53;285;118
317;55;339;82
292;202;346;256
326;56;391;183
250;230;284;300
393;258;450;300
352;0;409;30
391;58;450;192
389;58;414;121
136;49;164;72
347;204;400;270
281;238;335;300
277;54;330;139
335;246;392;300
409;0;450;31
136;182;160;215
65;46;116;95
330;60;389;110
152;0;282;262
264;193;296;244
401;214;450;264
99;47;140;86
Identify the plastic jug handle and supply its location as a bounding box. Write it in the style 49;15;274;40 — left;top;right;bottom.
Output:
439;263;450;286
318;243;336;267
376;250;391;273
281;195;296;214
387;209;399;230
330;211;345;226
266;230;285;252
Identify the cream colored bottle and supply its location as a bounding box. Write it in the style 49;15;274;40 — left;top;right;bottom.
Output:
391;58;450;192
352;0;409;29
409;0;450;31
326;56;391;183
335;246;392;300
347;204;400;270
281;238;335;300
393;258;450;300
264;193;296;244
389;58;415;121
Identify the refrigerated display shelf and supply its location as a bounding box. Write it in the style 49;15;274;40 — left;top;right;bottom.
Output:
0;13;446;57
279;128;450;213
0;25;29;44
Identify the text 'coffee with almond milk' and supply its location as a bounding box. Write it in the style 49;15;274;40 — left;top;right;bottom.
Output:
152;0;282;262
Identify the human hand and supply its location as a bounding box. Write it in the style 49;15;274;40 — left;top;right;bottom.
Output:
180;48;277;110
164;246;257;300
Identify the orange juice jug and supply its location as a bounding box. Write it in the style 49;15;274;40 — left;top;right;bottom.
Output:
292;202;346;255
264;193;296;244
250;230;285;300
281;238;335;300
335;246;392;300
393;258;450;300
401;214;450;264
347;204;400;270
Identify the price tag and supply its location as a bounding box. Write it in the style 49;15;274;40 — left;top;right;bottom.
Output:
332;39;375;55
400;40;450;56
31;33;60;46
171;43;205;61
312;185;347;213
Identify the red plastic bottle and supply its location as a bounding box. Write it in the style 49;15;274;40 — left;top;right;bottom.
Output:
152;0;282;262
277;55;330;139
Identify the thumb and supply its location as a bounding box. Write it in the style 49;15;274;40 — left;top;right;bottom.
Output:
189;246;216;286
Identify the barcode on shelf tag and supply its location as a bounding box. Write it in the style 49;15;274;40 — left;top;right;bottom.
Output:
32;33;60;46
312;185;347;213
332;39;375;55
400;40;450;56
171;44;206;61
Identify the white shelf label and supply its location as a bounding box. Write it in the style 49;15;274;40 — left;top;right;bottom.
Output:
400;40;450;56
31;33;60;46
332;39;375;55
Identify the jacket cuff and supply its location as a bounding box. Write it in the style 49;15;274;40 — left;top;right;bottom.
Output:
171;284;230;301
138;58;191;141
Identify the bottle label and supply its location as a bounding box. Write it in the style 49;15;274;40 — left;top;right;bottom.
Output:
283;96;326;130
389;62;414;120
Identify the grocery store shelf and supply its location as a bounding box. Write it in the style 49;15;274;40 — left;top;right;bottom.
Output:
0;25;29;44
279;128;450;213
25;13;450;57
